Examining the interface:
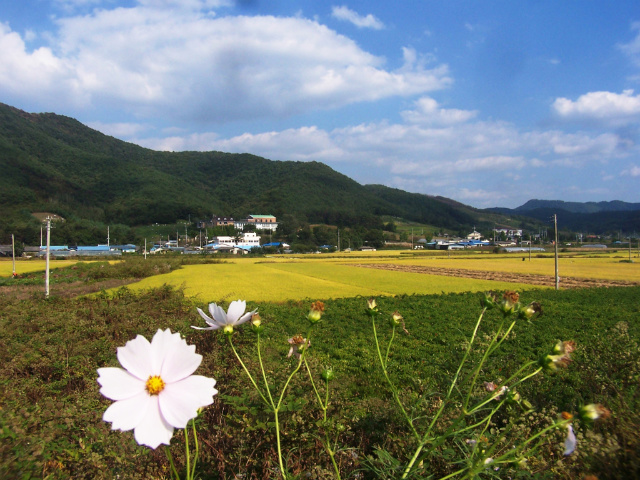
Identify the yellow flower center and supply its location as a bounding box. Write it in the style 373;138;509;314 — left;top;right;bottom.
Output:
146;375;165;395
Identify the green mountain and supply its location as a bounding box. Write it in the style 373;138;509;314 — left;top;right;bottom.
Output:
1;102;538;244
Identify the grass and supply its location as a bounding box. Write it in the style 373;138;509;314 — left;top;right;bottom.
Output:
1;284;638;479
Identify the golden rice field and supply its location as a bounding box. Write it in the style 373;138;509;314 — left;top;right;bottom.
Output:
125;260;537;303
0;259;78;276
353;252;640;282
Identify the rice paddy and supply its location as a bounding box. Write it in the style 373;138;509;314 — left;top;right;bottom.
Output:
125;257;537;303
0;259;78;276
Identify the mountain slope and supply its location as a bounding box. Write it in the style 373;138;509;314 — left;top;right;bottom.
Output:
2;102;502;233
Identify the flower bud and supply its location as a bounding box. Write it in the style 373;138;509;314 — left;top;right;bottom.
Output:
499;291;520;316
251;313;264;334
321;367;335;382
390;311;403;326
518;301;542;320
367;298;377;310
579;404;610;423
506;389;521;404
541;340;575;372
308;301;325;324
480;291;498;309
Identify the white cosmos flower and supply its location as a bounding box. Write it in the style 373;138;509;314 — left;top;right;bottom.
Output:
97;329;217;449
193;300;257;332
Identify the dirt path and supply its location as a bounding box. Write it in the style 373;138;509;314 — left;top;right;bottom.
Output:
352;264;639;289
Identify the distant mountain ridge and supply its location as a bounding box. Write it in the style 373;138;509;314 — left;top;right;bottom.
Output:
514;199;640;214
488;200;640;233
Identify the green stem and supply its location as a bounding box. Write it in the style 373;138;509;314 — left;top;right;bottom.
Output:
257;333;276;407
228;336;269;406
272;328;316;479
165;445;180;480
304;358;325;409
303;349;342;479
435;467;468;480
463;319;515;411
385;324;396;367
190;419;199;480
401;308;487;479
184;422;191;480
372;315;420;440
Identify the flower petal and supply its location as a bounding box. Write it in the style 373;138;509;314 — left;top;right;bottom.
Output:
564;425;577;455
160;339;202;383
196;307;216;326
159;376;218;428
226;300;247;324
103;391;151;431
148;329;185;373
117;334;153;380
97;367;146;400
134;395;174;449
209;303;227;325
236;308;258;326
191;325;219;330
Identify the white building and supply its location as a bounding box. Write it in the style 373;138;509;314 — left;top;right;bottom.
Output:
207;232;261;250
493;228;523;238
234;214;278;231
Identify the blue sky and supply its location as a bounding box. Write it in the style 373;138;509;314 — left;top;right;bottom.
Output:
1;0;639;208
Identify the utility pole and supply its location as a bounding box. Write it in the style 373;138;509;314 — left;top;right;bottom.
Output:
553;214;559;290
11;234;16;276
107;226;110;247
45;218;51;298
529;234;531;261
337;229;340;252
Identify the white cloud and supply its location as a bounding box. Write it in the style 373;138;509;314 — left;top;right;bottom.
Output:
552;90;640;125
401;97;477;125
87;121;152;138
134;113;630;189
0;8;449;123
621;164;640;177
331;6;384;30
618;22;640;67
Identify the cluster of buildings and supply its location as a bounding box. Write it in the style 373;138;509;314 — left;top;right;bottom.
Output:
196;214;278;232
